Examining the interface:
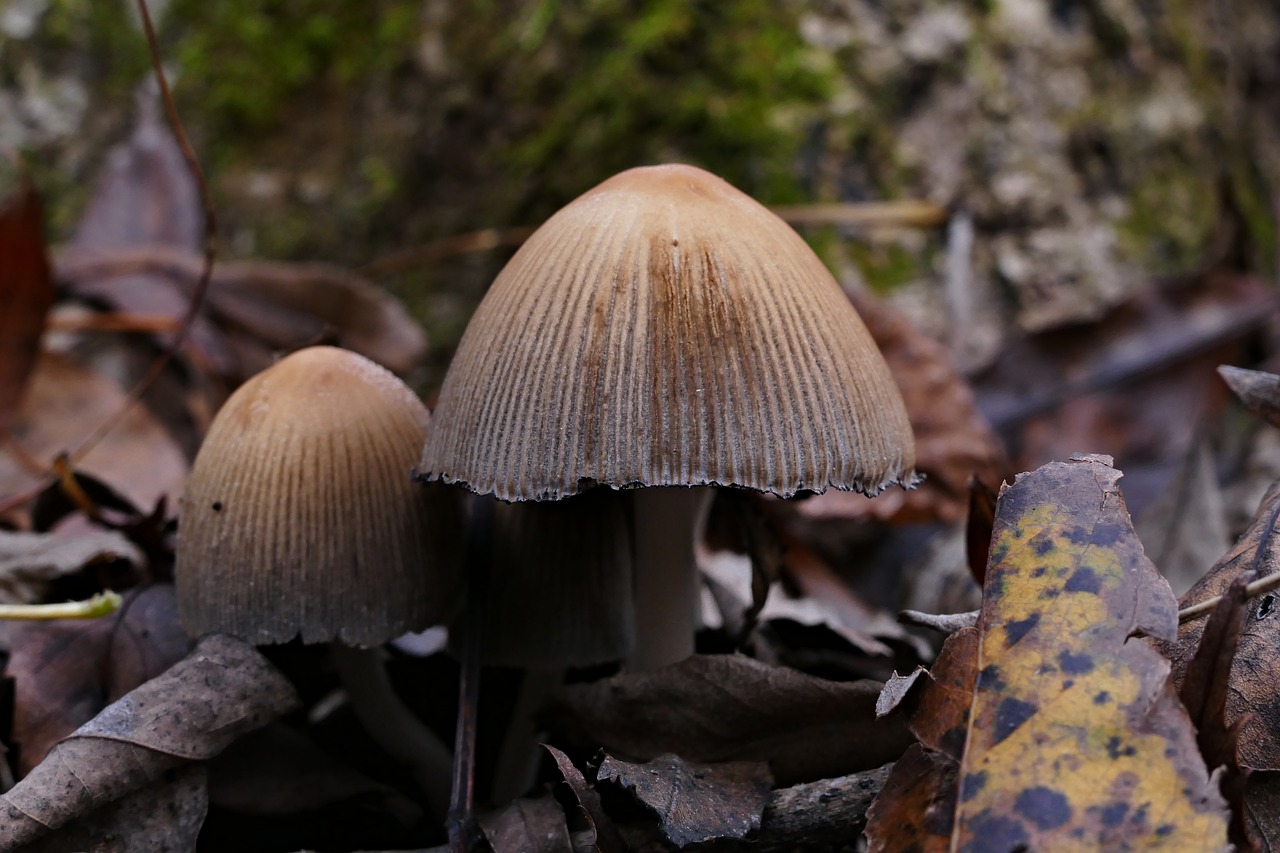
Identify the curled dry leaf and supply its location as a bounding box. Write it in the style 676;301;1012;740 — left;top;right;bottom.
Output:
2;584;192;774
598;753;772;848
0;633;298;849
544;653;911;786
865;743;957;853
1165;477;1280;771
1219;365;1280;430
544;744;627;853
0;178;54;433
868;455;1228;850
1178;573;1254;850
798;290;1006;525
0;529;142;604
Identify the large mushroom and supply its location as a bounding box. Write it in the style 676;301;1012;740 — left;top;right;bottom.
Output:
177;345;462;816
420;163;917;670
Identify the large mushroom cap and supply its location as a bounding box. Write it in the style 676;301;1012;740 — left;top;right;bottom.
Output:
420;163;917;502
178;346;462;646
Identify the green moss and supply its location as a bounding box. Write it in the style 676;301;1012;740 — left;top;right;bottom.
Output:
164;0;421;136
847;240;928;294
1116;161;1218;273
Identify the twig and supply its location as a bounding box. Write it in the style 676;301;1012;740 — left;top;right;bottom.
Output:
898;609;979;633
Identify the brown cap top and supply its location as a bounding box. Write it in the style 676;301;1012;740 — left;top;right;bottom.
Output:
419;164;918;502
178;346;461;646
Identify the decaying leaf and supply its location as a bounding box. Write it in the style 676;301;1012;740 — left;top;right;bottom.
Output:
799;290;1006;525
544;653;911;785
1219;365;1280;430
0;633;298;849
871;455;1228;850
478;794;572;853
598;753;773;848
544;744;627;853
22;766;206;853
0;352;188;516
0;529;142;604
2;584;192;774
1178;572;1254;850
865;744;957;853
0;178;54;433
1166;477;1280;771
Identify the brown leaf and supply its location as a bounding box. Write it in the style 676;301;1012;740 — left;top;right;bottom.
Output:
865;743;957;853
799;290;1006;525
23;766;206;853
878;456;1228;848
3;584;192;774
544;744;627;853
1166;477;1280;770
0;352;188;516
1178;572;1254;850
0;529;142;604
478;794;572;853
1220;365;1280;429
55;245;428;381
599;753;773;847
0;633;298;849
0;179;54;433
544;654;912;785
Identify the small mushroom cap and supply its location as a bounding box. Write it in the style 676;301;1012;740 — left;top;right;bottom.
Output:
420;164;917;502
178;346;462;646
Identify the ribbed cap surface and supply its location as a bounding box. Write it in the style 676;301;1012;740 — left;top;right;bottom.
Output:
178;346;462;645
419;163;917;501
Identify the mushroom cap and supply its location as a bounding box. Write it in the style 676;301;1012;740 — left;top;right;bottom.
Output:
178;346;462;646
419;163;917;502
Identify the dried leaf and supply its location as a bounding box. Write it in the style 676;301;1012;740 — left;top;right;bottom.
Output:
0;179;54;433
1179;573;1254;850
1219;365;1280;430
599;753;772;848
545;654;911;785
1166;478;1280;771
544;744;627;853
23;766;206;853
865;743;957;853
878;456;1228;849
0;352;188;515
875;666;927;718
0;529;142;604
799;290;1006;525
2;584;192;774
0;634;297;849
478;794;572;853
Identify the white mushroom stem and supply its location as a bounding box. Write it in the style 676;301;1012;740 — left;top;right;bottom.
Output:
628;486;714;670
491;667;561;803
330;642;452;820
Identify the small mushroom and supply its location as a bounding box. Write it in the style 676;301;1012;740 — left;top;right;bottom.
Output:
177;345;462;816
421;163;918;670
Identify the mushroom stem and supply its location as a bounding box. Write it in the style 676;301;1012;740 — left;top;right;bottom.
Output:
628;486;714;670
491;667;560;803
330;643;452;820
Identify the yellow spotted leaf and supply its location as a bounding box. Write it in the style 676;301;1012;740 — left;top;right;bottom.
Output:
870;455;1229;851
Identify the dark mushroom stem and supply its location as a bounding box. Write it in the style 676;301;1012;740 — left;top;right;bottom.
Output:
448;495;494;852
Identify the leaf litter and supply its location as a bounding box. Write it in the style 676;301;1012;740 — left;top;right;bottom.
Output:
868;455;1229;850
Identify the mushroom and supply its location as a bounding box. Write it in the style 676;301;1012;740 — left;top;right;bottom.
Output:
177;345;462;817
420;163;918;671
